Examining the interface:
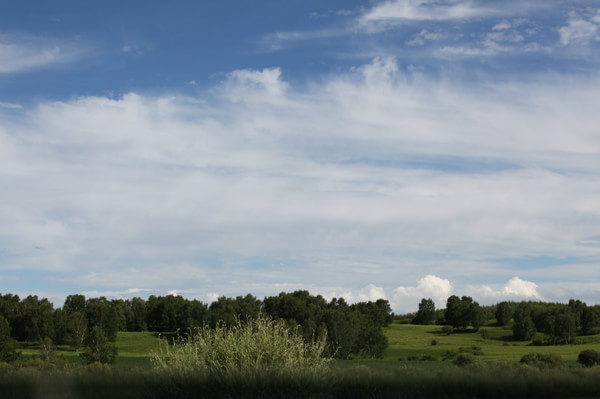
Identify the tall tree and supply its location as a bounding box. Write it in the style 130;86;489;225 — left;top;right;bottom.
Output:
413;298;436;325
495;301;513;326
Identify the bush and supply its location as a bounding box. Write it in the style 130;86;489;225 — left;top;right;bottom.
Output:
441;325;454;335
150;313;331;378
80;326;117;364
453;353;479;367
430;338;438;346
577;349;600;368
519;353;565;369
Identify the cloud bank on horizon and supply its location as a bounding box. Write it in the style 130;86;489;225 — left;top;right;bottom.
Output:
0;0;599;312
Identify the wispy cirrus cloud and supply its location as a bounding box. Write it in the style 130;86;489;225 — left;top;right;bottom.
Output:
358;0;496;32
0;34;83;74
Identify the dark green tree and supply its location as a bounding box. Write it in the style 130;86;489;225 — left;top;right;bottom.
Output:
513;304;536;341
208;294;261;328
546;308;577;345
80;326;117;364
126;297;148;331
85;297;119;341
413;298;436;325
581;306;600;334
0;315;19;363
445;296;482;330
63;294;86;314
13;295;55;342
495;301;513;326
323;306;361;359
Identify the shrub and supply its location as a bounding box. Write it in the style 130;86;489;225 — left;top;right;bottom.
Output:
430;338;438;346
441;325;454;335
80;326;117;365
519;353;565;369
453;353;478;367
577;349;600;368
150;313;330;378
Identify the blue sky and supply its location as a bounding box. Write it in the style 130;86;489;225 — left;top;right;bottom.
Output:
1;0;599;312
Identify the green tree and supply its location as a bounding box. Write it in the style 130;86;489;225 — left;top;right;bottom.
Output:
63;294;86;314
69;311;88;351
413;298;436;325
80;326;117;364
0;315;19;363
85;297;119;341
581;306;600;334
495;301;513;326
445;295;482;330
513;304;536;341
546;308;577;345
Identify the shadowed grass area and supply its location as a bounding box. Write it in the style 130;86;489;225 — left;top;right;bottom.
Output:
2;367;600;399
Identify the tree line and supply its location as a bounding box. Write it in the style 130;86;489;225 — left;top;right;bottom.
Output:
0;290;392;361
411;296;600;344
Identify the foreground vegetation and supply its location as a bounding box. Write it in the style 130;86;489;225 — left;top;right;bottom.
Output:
2;290;600;397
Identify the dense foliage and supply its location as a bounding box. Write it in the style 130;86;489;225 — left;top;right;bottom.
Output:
0;290;392;361
408;296;600;345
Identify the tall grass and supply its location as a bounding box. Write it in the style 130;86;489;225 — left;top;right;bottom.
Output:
150;314;330;379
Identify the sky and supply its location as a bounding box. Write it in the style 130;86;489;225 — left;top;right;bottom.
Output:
1;0;599;312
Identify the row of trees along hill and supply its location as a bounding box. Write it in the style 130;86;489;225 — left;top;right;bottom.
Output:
410;296;600;344
0;291;392;360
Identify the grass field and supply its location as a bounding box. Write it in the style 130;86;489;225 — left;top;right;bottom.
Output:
5;325;600;398
13;322;600;371
383;323;600;364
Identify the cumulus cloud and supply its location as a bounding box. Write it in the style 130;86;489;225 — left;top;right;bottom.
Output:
1;58;599;306
393;275;452;311
502;277;542;299
465;277;543;303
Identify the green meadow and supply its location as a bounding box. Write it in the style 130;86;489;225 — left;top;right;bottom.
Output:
15;322;600;371
4;323;600;398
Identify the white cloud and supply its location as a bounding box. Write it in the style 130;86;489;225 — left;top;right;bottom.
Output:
0;35;81;73
0;102;23;109
222;67;288;102
502;277;541;299
559;11;600;45
1;58;599;308
466;277;542;302
81;288;152;298
406;29;450;46
393;275;453;311
362;0;491;22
